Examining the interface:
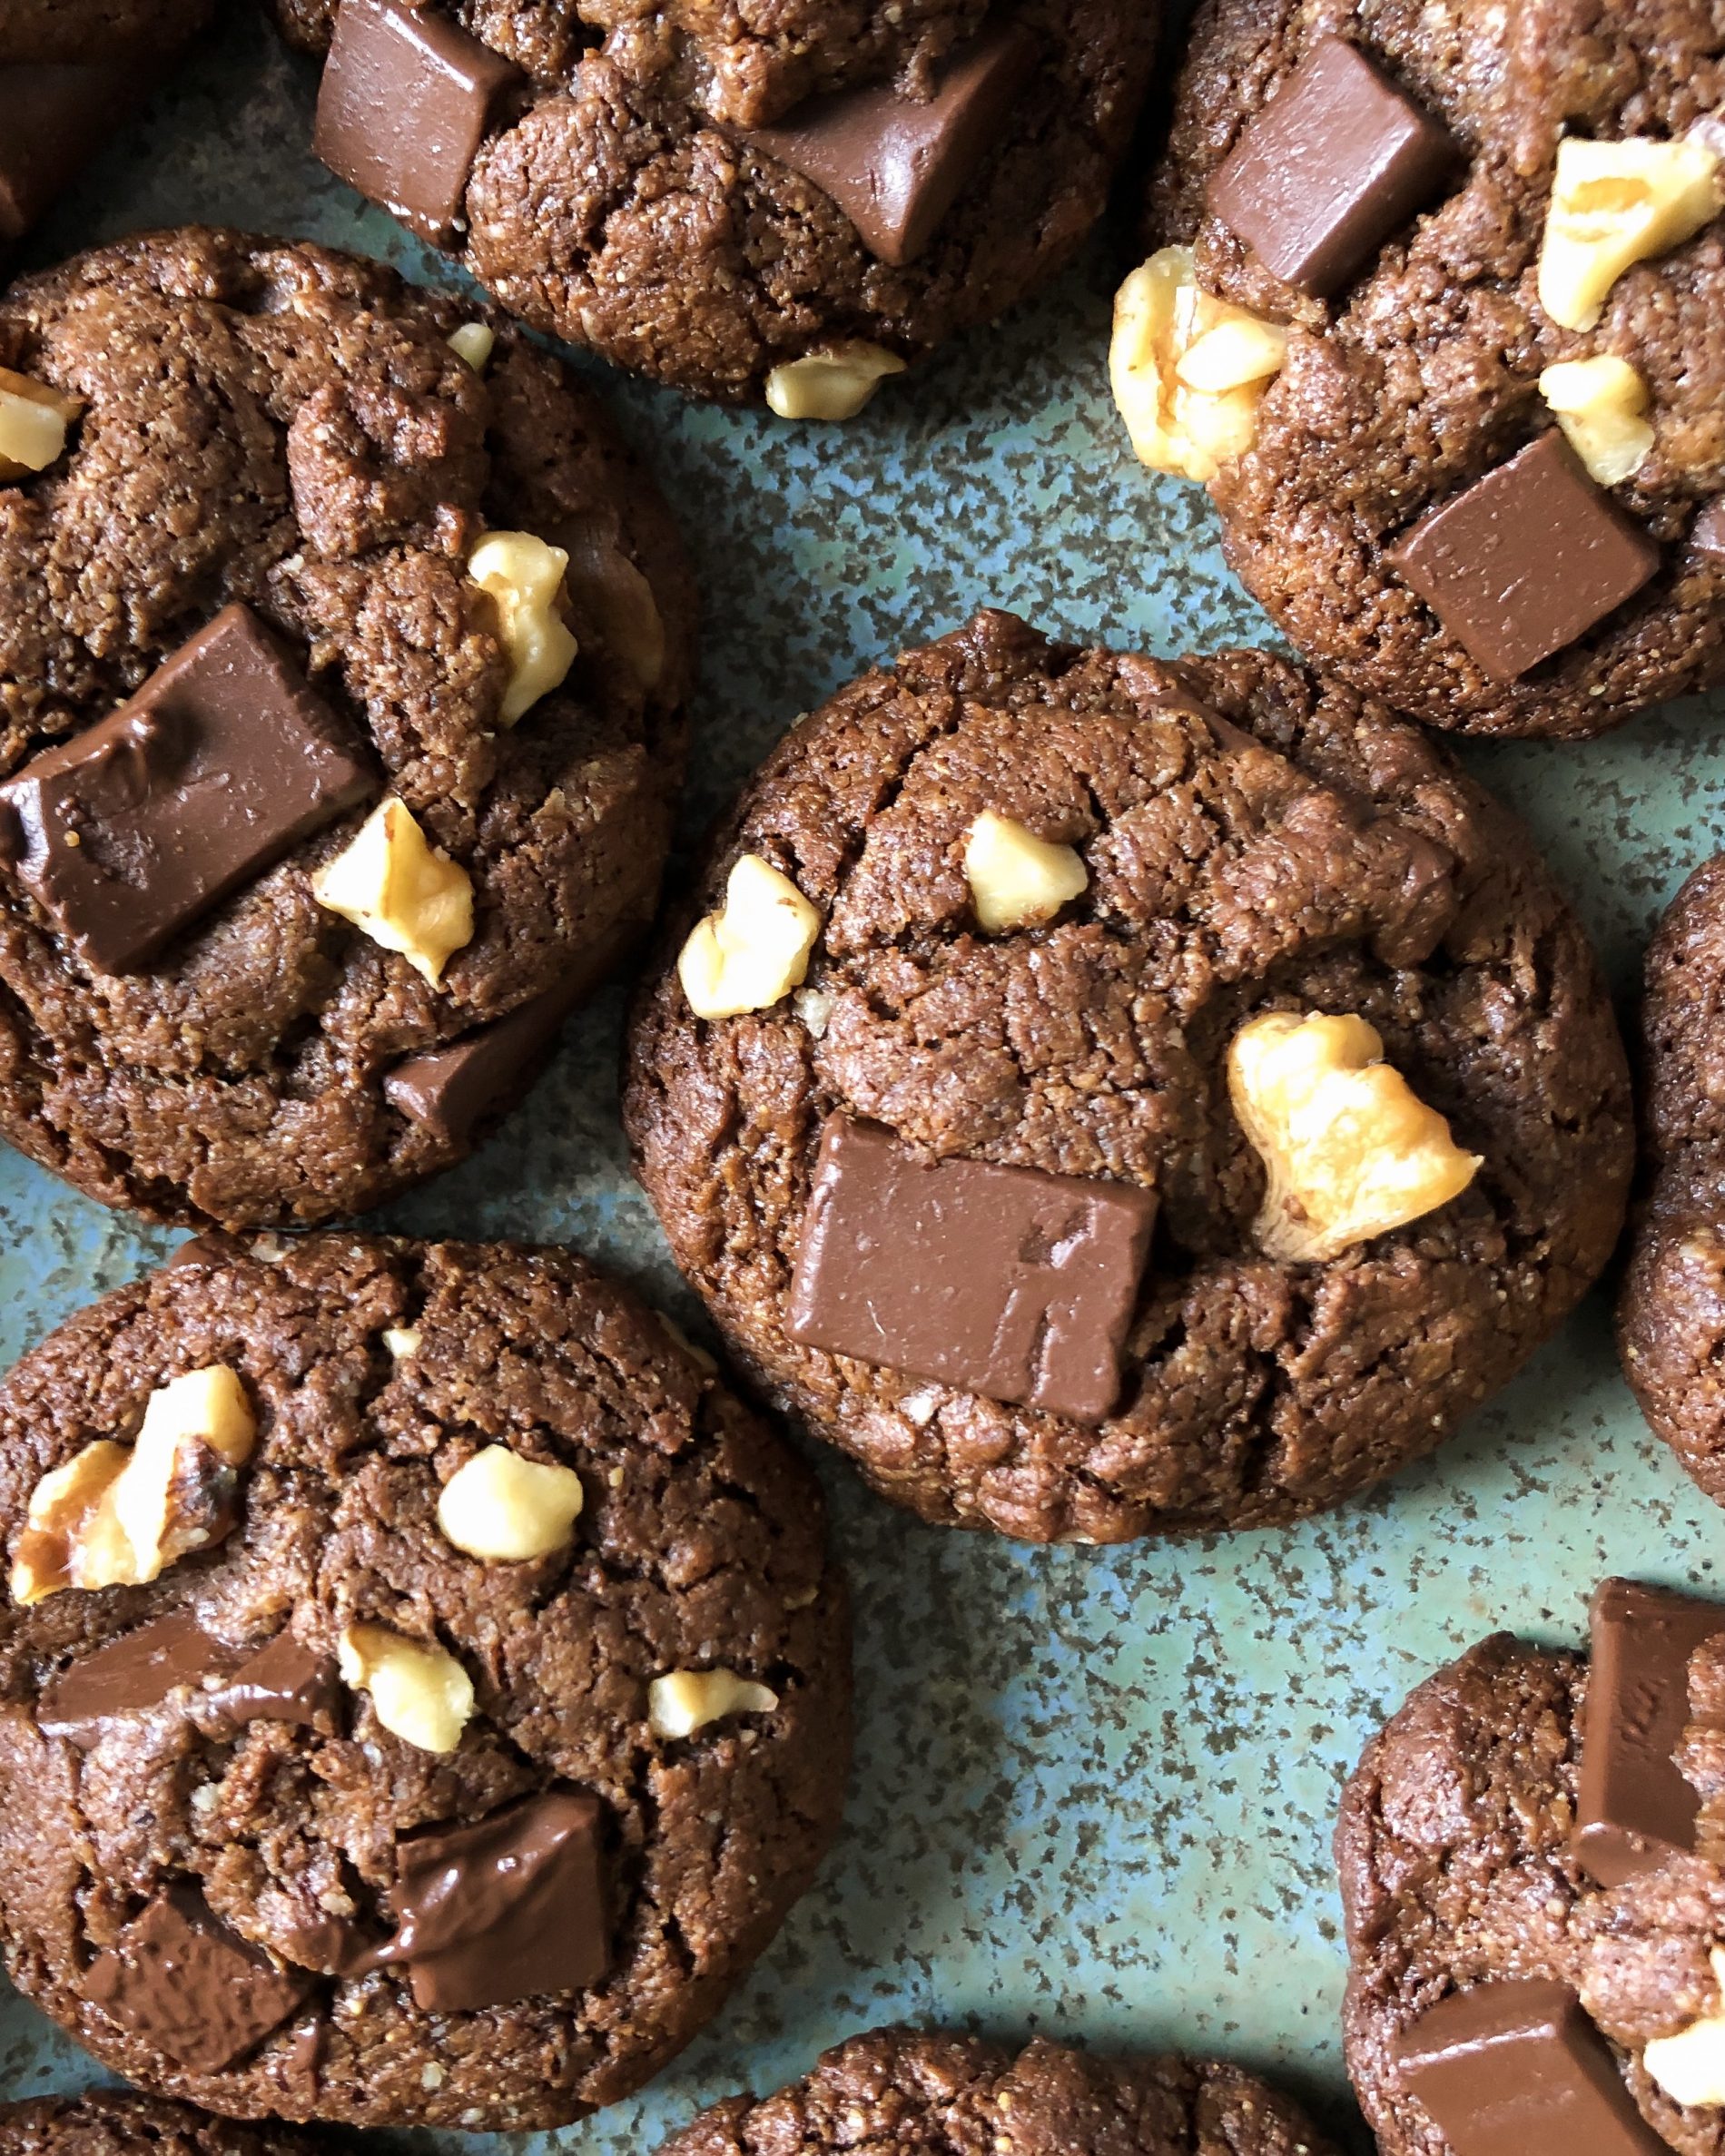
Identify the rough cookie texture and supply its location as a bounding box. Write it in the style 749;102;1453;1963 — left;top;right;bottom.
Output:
1620;857;1725;1504
1337;1624;1725;2156
623;609;1632;1544
1148;2;1725;739
274;0;1160;403
0;2092;313;2156
0;230;695;1230
656;2028;1336;2156
0;1236;848;2129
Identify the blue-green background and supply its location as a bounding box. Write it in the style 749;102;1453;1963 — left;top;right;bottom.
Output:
4;8;1723;2149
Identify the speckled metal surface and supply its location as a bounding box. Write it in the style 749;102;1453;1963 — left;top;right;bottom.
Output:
3;7;1723;2151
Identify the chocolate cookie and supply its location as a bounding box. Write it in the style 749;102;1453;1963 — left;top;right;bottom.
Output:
1337;1578;1725;2156
623;608;1631;1544
0;1234;848;2130
0;228;694;1231
1618;857;1725;1504
0;5;212;247
271;0;1160;407
0;2092;313;2156
1139;3;1725;740
655;2028;1336;2156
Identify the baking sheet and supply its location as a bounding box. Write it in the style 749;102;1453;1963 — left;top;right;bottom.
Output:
3;6;1723;2151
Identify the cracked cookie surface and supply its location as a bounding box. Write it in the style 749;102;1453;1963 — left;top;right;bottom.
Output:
0;228;695;1231
0;2092;315;2156
624;608;1631;1543
0;1234;849;2131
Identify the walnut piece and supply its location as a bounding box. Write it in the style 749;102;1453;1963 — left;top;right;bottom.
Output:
436;1444;585;1562
1643;1947;1725;2106
468;530;579;724
765;342;907;420
677;853;823;1019
647;1668;780;1738
337;1622;474;1753
311;798;474;988
11;1366;257;1605
1539;355;1654;486
0;367;82;483
963;811;1089;933
1227;1010;1481;1262
1538;134;1722;332
1110;248;1287;484
382;1326;422;1359
447;322;494;373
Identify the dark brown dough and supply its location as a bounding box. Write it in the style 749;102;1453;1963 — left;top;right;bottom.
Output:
0;2092;315;2156
272;0;1161;404
623;608;1632;1544
0;1235;849;2130
1147;0;1725;740
656;2028;1337;2156
0;1;208;62
0;229;695;1231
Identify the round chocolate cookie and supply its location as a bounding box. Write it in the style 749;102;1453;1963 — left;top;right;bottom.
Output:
1142;3;1725;740
272;0;1160;406
1337;1580;1725;2156
0;1234;848;2130
1619;856;1725;1503
0;228;694;1231
655;2028;1336;2156
623;609;1632;1544
0;2092;313;2156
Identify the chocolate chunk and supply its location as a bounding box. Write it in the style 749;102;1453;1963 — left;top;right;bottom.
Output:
1207;37;1460;298
85;1880;313;2072
1695;500;1725;556
314;0;524;249
1386;433;1661;681
748;23;1040;267
1395;1980;1665;2156
1572;1577;1725;1886
203;1631;340;1733
0;61;152;243
380;1789;608;2012
166;1233;244;1270
37;1613;230;1748
787;1116;1157;1423
0;604;372;975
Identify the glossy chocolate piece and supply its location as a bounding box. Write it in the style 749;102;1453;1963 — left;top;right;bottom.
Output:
85;1881;313;2071
1208;37;1459;297
314;0;523;248
381;1789;608;2011
1395;1980;1665;2156
1387;433;1661;681
1573;1577;1725;1886
1695;500;1725;556
204;1631;340;1732
749;22;1040;267
37;1613;229;1747
787;1115;1157;1423
0;61;152;243
0;604;372;974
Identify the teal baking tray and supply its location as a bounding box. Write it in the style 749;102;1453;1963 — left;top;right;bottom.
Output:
3;8;1722;2153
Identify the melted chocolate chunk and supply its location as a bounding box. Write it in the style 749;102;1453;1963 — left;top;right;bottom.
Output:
380;1789;608;2012
0;604;372;975
386;984;578;1142
787;1115;1157;1423
0;61;153;243
1573;1576;1725;1887
1387;433;1661;681
748;22;1040;267
1695;500;1725;556
203;1631;340;1733
37;1613;230;1748
1208;37;1459;297
314;0;524;249
85;1881;313;2072
1395;1980;1665;2156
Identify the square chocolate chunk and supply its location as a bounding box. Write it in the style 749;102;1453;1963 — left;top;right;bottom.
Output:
0;604;373;975
1386;432;1661;681
787;1115;1157;1423
1695;499;1725;556
748;22;1040;267
1572;1576;1725;1887
315;0;523;249
1208;37;1460;297
1395;1980;1665;2156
